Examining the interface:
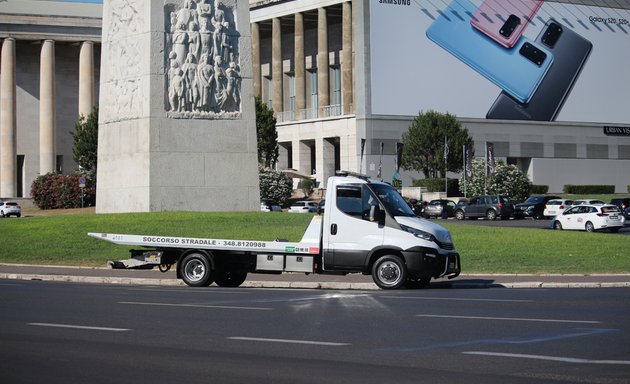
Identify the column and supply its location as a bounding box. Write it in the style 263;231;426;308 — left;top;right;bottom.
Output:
342;2;353;114
294;13;306;116
40;39;56;175
272;17;283;114
317;8;329;115
251;23;261;99
79;41;94;118
1;38;17;197
316;138;335;185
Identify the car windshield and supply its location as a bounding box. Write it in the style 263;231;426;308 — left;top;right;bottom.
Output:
370;183;415;217
524;196;544;204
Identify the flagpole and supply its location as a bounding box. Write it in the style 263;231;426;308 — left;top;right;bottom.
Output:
484;141;488;194
444;136;448;197
462;144;466;198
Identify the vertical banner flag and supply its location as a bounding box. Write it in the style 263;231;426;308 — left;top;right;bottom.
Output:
465;144;473;180
444;136;449;160
359;138;366;173
395;142;403;172
377;142;384;179
486;142;496;176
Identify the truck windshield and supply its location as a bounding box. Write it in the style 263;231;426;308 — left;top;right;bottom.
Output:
370;183;416;217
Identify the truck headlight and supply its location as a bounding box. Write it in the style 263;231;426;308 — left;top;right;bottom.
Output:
401;225;436;242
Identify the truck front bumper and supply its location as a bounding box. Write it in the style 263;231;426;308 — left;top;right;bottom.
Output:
402;247;461;280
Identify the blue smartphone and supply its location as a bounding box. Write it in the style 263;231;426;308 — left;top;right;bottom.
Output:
426;0;553;103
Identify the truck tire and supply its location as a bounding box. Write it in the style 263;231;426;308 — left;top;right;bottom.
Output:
214;270;248;287
372;255;407;289
180;253;214;287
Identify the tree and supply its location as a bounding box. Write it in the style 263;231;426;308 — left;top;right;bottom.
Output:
401;110;473;178
258;166;293;206
460;158;532;201
255;97;279;168
71;105;99;182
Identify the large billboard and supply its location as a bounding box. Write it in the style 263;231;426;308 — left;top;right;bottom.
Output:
370;0;630;125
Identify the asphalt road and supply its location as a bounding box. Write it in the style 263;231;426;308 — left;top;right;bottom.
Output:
1;280;629;384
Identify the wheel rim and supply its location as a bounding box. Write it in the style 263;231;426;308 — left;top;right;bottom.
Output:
377;261;403;287
487;210;496;220
554;221;562;230
586;222;594;232
184;259;206;282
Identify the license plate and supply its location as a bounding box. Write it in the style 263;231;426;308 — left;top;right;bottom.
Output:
548;211;555;215
609;215;619;220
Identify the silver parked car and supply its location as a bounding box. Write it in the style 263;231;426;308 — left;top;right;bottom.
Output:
289;201;318;213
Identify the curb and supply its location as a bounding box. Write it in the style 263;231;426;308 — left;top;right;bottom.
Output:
3;273;630;289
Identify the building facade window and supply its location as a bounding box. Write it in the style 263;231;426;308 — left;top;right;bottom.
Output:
332;66;341;107
310;69;318;117
287;74;296;120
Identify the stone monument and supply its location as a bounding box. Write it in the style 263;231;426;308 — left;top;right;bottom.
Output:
96;0;260;213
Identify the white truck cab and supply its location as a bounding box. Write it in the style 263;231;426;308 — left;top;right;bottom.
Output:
321;172;459;288
89;172;460;289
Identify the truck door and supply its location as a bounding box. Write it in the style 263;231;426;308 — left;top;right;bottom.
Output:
323;184;384;269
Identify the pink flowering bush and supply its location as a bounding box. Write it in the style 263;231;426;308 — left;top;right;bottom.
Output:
31;173;95;209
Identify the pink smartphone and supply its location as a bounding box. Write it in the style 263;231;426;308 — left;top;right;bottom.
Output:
471;0;543;48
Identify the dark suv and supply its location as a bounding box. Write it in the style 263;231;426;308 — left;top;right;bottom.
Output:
454;195;513;220
513;195;561;220
610;197;630;213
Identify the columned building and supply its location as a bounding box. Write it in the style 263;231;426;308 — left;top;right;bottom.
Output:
250;1;355;187
0;0;100;198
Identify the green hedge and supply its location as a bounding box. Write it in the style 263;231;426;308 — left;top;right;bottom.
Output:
530;185;549;194
563;184;615;194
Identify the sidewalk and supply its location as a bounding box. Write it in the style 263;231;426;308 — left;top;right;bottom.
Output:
2;264;630;289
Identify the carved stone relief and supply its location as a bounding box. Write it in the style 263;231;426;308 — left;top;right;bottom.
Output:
165;0;242;119
104;0;144;121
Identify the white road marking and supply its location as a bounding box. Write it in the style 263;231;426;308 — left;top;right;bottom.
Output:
28;323;131;332
228;337;350;346
119;301;272;311
463;351;630;365
385;296;532;303
416;314;600;324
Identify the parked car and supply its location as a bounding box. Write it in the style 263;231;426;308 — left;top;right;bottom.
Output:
260;199;281;212
625;207;630;221
289;200;318;213
513;195;561;220
423;199;456;219
317;199;326;214
571;199;606;206
551;204;625;233
454;195;513;220
0;201;21;218
610;197;630;213
543;199;574;219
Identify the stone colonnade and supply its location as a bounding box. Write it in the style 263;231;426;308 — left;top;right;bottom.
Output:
0;38;96;198
251;1;353;117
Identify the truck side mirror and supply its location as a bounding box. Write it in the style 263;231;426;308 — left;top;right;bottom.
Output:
370;205;385;223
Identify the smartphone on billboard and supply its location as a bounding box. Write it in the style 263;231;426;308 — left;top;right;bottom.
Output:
426;0;553;104
470;0;543;48
486;19;593;121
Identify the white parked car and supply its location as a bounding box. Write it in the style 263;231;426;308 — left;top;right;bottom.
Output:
571;199;605;206
551;204;625;233
0;201;21;218
260;200;282;212
289;201;318;213
543;199;573;218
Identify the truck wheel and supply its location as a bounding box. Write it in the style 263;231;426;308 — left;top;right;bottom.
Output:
404;277;431;289
372;255;407;289
454;210;465;220
180;253;214;287
214;270;248;287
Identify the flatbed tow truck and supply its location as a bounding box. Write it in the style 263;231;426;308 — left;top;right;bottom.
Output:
89;172;460;289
